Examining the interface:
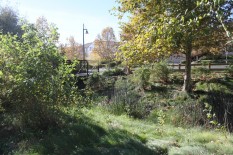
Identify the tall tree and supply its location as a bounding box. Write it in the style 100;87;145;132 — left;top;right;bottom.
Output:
116;0;233;92
35;16;50;36
0;6;22;35
35;16;59;44
92;27;119;61
60;36;82;60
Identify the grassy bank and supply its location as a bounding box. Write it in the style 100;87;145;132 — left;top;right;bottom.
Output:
1;58;233;154
3;106;232;155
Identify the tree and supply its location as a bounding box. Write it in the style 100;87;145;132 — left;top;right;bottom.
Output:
59;36;82;60
35;16;50;35
0;6;22;35
89;51;101;61
116;0;233;92
92;27;119;61
35;16;59;43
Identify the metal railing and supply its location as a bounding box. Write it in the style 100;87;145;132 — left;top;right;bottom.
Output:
169;63;230;71
75;60;101;77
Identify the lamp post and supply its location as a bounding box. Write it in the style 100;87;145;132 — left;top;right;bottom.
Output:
83;24;88;60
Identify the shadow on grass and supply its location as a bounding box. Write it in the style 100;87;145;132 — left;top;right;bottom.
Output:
144;85;169;97
216;78;233;90
0;108;167;155
150;85;168;93
194;78;233;131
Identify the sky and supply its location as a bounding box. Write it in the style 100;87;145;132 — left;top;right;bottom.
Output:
1;0;124;44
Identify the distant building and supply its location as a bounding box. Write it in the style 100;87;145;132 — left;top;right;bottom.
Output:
84;42;94;59
168;53;186;64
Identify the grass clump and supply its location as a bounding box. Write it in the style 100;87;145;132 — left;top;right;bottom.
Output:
169;146;209;155
192;132;219;143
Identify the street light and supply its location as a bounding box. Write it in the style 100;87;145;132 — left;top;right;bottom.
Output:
83;24;88;60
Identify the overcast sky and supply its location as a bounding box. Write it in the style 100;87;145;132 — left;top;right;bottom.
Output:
1;0;125;44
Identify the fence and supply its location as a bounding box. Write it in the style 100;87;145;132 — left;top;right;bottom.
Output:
169;63;230;71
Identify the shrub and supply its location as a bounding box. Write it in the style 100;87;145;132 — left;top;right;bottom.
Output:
150;61;171;83
100;60;109;65
132;66;151;89
166;92;205;127
227;64;233;77
109;61;117;68
108;64;172;118
192;67;210;80
0;24;80;130
170;72;183;84
109;77;148;118
86;73;105;91
102;68;125;76
85;72;116;103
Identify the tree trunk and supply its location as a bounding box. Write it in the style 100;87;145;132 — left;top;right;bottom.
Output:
182;42;192;93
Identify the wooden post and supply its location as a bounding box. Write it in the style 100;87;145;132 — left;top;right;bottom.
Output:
208;63;211;70
179;64;181;71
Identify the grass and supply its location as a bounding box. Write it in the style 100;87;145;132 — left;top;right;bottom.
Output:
96;107;233;154
1;72;233;155
4;105;232;155
73;107;233;155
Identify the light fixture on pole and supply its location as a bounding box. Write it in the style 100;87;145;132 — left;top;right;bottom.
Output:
83;24;88;60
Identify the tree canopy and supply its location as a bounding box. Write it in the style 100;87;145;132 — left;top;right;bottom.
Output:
59;36;82;60
0;6;22;35
116;0;233;92
92;27;119;61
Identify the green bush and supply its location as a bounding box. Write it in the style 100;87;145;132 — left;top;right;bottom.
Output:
109;61;117;68
85;72;116;104
108;64;171;118
100;60;109;65
132;66;151;89
86;73;105;91
166;92;205;127
102;68;125;76
193;67;210;74
170;72;183;84
100;61;120;68
0;24;80;130
109;77;148;118
192;67;210;80
150;61;171;83
227;64;233;77
85;72;115;92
